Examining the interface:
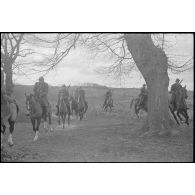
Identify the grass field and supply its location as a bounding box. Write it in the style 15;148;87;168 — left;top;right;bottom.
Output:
1;85;194;162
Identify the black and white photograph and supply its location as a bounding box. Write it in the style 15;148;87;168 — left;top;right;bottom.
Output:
1;33;193;162
1;1;195;195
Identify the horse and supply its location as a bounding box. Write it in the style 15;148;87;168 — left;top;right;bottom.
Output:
77;95;88;120
1;97;19;147
130;96;147;118
103;96;113;112
69;95;79;118
25;93;53;141
169;85;189;126
58;95;71;128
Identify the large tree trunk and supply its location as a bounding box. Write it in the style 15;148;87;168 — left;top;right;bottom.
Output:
1;69;5;88
4;60;14;96
124;34;172;133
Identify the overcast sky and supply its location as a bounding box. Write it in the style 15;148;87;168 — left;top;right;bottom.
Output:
13;34;194;90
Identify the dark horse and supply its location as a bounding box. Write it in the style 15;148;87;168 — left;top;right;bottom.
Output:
169;85;189;126
130;96;148;118
1;96;19;147
69;95;79;118
25;94;52;141
77;94;88;120
103;96;113;112
58;95;71;128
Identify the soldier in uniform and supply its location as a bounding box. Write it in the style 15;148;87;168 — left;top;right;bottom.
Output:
103;89;113;107
77;86;88;109
138;84;148;107
56;84;70;116
170;78;182;109
33;76;49;119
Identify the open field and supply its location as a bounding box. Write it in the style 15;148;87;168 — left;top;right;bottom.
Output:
1;85;194;162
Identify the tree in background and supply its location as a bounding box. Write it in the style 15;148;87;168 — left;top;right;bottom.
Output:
1;34;24;95
1;33;37;95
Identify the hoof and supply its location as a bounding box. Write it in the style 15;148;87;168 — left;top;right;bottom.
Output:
33;132;39;141
33;137;38;142
8;142;14;147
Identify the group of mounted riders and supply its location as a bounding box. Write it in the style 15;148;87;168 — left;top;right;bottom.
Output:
33;76;88;120
1;70;190;146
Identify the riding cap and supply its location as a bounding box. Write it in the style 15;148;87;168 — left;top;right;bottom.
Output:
176;78;180;82
39;76;44;82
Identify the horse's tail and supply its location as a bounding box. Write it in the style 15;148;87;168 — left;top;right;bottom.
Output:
130;98;135;109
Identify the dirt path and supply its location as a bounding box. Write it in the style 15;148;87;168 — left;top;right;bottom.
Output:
1;112;193;162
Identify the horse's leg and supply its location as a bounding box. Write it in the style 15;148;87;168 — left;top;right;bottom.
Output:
109;105;112;112
135;105;139;119
181;110;189;126
177;110;184;122
42;106;48;129
48;113;53;131
63;114;65;129
84;102;88;118
184;110;190;126
31;118;37;141
68;113;70;125
169;106;180;125
1;124;6;147
79;110;82;120
58;112;61;125
31;118;36;132
34;117;41;141
8;118;14;146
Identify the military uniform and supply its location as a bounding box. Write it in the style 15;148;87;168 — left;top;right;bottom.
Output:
33;81;49;119
77;88;88;109
105;90;112;98
170;82;182;109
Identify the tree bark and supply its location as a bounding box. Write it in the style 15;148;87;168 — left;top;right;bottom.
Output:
124;34;172;133
4;60;14;96
1;69;5;88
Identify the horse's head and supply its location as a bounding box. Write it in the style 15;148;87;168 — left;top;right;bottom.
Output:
180;85;188;99
25;93;35;115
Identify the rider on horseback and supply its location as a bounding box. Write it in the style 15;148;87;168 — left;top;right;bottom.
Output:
56;84;70;116
77;86;88;109
138;84;148;107
104;88;113;107
33;76;49;117
170;78;182;109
